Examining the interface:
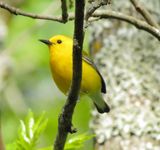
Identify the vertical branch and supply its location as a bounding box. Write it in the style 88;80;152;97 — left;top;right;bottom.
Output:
61;0;68;23
53;0;85;150
130;0;159;28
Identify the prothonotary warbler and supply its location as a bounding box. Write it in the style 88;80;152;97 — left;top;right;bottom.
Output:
40;35;110;113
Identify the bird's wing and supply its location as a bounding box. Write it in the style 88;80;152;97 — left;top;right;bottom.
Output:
82;54;106;93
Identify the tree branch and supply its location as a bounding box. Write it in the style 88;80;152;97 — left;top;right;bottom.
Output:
61;0;68;23
0;1;73;23
0;2;159;40
53;0;85;150
92;10;160;40
130;0;159;28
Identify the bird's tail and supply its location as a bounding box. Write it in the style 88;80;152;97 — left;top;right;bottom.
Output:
90;92;110;113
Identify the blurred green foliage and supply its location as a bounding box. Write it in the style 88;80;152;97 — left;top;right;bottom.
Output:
6;110;93;150
0;0;91;150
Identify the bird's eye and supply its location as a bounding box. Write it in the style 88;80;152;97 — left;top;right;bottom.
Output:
57;40;62;44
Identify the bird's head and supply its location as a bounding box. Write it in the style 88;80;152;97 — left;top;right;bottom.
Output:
39;35;72;54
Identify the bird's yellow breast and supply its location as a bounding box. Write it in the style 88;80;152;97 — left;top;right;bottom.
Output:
50;47;101;95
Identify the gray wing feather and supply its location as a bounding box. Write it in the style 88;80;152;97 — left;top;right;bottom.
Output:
83;56;106;93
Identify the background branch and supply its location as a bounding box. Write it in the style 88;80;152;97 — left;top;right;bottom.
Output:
0;2;159;40
0;1;73;23
93;11;160;40
130;0;159;28
53;0;85;149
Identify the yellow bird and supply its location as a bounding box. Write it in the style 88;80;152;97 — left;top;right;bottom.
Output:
40;35;110;113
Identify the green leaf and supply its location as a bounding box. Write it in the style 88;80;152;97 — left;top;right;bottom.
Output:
15;110;48;150
7;110;92;150
65;133;94;150
38;133;94;150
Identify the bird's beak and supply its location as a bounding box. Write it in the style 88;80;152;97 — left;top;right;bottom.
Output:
39;39;52;45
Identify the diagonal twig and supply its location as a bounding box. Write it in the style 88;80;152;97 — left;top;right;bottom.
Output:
130;0;159;28
85;0;111;21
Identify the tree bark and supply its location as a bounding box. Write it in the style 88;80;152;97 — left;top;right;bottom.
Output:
90;1;160;149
